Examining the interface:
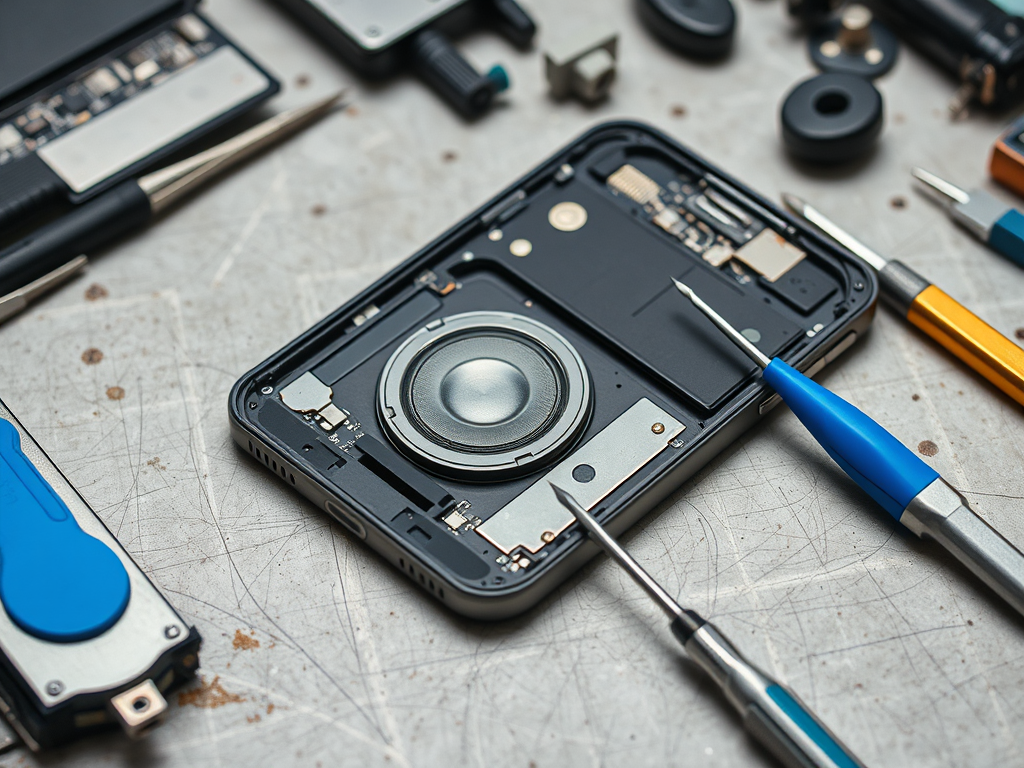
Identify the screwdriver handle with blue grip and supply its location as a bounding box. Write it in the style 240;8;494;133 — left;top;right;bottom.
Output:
764;358;1024;617
763;359;938;519
680;619;865;768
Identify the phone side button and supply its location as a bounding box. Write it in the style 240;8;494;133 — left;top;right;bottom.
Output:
325;499;367;540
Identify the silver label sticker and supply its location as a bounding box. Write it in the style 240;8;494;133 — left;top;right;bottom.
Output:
38;46;270;193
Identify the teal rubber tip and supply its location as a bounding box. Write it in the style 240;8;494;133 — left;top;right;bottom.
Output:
991;209;1024;267
487;65;511;93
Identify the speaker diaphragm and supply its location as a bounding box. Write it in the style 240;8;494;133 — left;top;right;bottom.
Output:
377;312;592;480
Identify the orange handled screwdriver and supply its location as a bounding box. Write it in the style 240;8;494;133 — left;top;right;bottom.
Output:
783;194;1024;407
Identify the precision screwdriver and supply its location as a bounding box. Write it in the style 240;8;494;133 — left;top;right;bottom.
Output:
912;167;1024;267
0;92;343;322
782;193;1024;407
672;276;1024;619
550;483;865;768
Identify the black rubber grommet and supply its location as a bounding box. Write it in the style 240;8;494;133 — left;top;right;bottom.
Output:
637;0;736;59
780;73;884;164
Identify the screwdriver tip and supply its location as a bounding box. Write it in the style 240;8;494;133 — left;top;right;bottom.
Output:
549;482;575;512
780;193;806;216
670;276;694;300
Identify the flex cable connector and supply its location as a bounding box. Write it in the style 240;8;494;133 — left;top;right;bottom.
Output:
278;372;350;431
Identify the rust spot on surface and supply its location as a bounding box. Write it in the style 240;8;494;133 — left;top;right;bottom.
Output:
81;348;103;365
1016;328;1024;341
890;195;908;210
247;713;262;723
84;284;108;301
177;676;245;709
670;104;687;117
346;105;359;117
918;440;939;457
912;393;921;401
311;204;327;217
295;74;311;89
233;629;261;651
146;457;166;470
106;386;125;401
441;150;457;163
267;703;275;715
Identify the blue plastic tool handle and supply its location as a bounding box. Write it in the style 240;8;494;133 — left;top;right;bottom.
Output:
762;359;939;520
990;209;1024;267
0;419;130;642
764;685;861;768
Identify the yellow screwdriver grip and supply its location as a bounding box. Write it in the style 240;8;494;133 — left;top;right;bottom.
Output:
907;285;1024;407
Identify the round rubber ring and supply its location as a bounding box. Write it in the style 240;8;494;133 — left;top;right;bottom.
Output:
780;73;884;164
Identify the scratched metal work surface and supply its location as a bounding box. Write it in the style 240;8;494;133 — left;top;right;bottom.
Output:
1;0;1024;766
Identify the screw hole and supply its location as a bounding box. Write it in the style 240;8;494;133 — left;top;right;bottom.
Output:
814;91;849;115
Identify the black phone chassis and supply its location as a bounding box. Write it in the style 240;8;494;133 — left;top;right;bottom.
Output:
229;121;878;620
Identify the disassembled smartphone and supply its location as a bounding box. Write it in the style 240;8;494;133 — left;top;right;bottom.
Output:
229;122;878;619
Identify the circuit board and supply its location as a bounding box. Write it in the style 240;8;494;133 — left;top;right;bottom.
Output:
0;15;225;167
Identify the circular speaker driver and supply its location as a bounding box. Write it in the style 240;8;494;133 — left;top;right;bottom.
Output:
377;312;592;480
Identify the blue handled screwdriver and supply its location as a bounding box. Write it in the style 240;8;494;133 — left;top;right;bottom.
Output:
550;483;865;768
912;167;1024;267
671;277;1024;618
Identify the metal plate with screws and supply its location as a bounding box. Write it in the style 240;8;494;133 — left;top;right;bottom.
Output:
300;0;466;49
475;398;684;554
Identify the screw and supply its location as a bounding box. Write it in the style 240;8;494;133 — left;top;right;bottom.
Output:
541;531;555;543
509;239;533;257
853;281;865;291
46;681;64;696
261;386;274;395
652;423;665;434
165;625;182;639
819;40;841;58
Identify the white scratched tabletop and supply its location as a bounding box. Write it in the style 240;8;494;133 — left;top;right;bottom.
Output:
3;0;1024;766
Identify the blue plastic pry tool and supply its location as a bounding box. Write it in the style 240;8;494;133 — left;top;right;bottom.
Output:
0;418;130;642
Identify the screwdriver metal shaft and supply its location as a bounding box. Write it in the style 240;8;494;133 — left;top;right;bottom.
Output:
912;168;1024;267
551;484;865;768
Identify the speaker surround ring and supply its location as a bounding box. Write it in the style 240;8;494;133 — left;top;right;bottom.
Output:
378;312;592;480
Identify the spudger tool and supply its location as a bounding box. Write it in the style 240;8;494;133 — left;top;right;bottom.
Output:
672;276;1024;619
0;92;343;323
550;483;865;768
912;168;1024;267
782;193;1024;407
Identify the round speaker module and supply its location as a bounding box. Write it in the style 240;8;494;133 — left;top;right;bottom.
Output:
377;312;592;480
